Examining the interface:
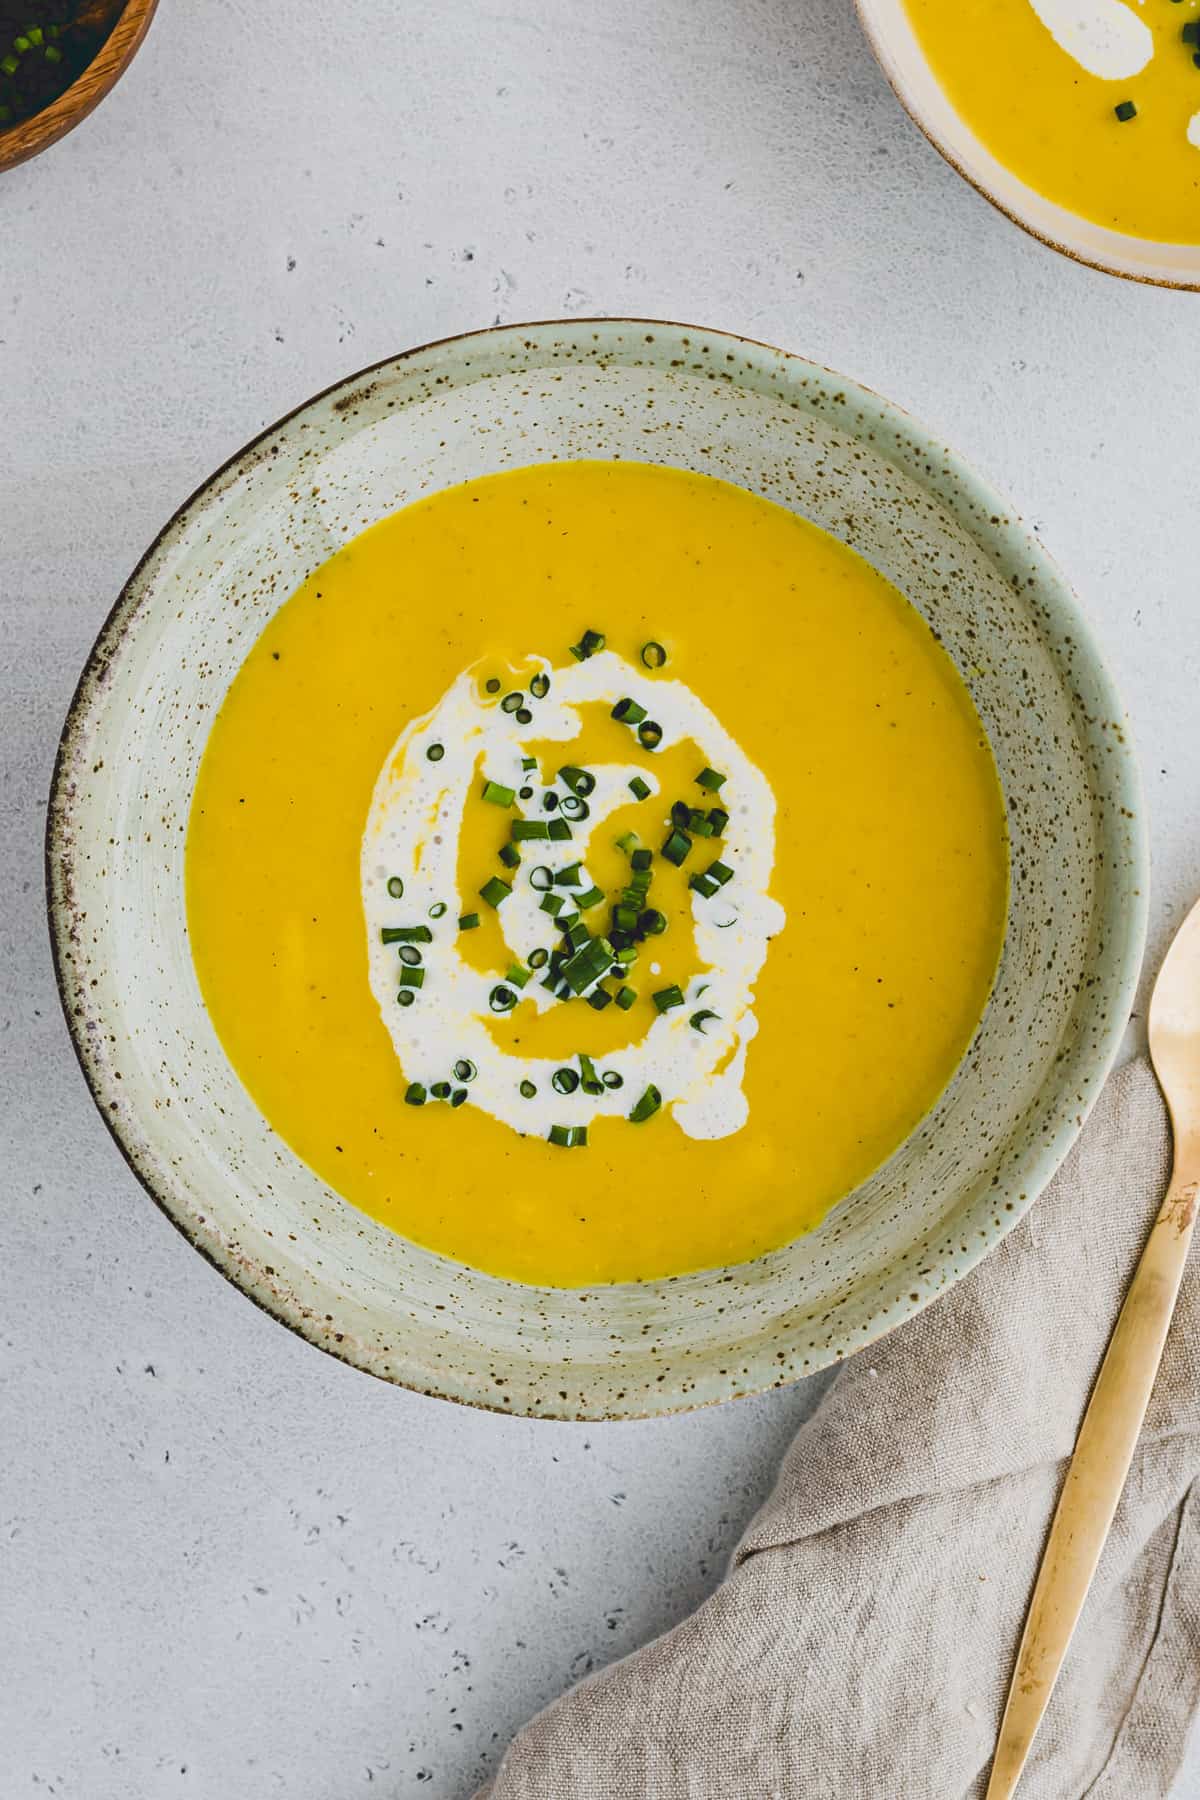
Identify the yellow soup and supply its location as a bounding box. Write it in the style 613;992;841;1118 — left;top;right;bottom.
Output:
187;461;1007;1286
904;0;1200;243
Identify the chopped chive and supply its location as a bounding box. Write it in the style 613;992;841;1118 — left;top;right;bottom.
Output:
528;947;550;968
628;775;652;801
707;807;729;835
482;779;515;807
561;935;615;993
696;768;726;792
630;848;653;872
602;1070;624;1089
652;984;684;1013
671;801;692;829
690;1009;720;1033
612;944;638;965
507;964;532;988
542;791;559;811
397;990;416;1008
43;41;62;61
516;708;533;724
530;672;551;699
519;786;534;800
561;921;590;952
431;1081;452;1100
661;828;692;866
499;843;521;870
530;865;555;891
426;743;445;762
612;904;639;933
708;860;734;886
540;892;565;917
547;818;573;842
611;697;647;725
576;884;605;909
638;721;663;750
458;911;480;931
629;1085;662;1122
615;831;640;855
552;1067;580;1095
454;1059;478;1082
1;53;18;74
501;691;524;714
512;819;550;841
398;966;426;989
428;901;448;918
479;876;512;908
587;987;614;1010
549;1124;589;1147
489;984;517;1013
560;794;590;821
559;766;596;797
1114;98;1137;121
519;1079;537;1098
485;677;502;694
616;985;637;1010
382;926;433;944
27;26;43;45
569;628;606;661
555;861;583;887
398;945;423;966
689;872;720;898
386;876;405;899
638;908;667;936
522;756;538;771
609;928;634;951
404;1082;427;1106
579;1053;604;1095
641;641;666;670
451;1088;469;1108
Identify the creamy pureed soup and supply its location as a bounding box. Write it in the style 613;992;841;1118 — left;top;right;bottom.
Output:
903;0;1200;242
186;461;1008;1286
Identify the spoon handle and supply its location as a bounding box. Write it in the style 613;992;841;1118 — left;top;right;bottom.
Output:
985;1152;1199;1800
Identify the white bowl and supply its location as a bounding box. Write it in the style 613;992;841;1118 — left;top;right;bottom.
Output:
47;320;1147;1418
857;0;1200;288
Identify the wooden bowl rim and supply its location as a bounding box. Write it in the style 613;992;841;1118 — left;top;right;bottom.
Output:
0;0;159;173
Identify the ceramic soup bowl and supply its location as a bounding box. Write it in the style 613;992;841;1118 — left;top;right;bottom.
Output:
47;320;1147;1419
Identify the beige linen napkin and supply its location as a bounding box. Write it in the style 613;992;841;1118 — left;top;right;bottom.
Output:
478;1061;1200;1799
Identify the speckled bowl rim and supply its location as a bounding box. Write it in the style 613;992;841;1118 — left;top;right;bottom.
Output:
854;0;1200;290
46;318;1149;1416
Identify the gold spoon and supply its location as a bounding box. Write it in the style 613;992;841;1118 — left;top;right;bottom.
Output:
985;895;1200;1798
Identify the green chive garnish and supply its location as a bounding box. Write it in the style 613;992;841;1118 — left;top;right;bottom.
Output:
630;848;653;872
485;677;502;694
638;908;667;936
638;721;663;751
458;912;480;930
561;935;615;993
454;1059;477;1082
555;862;583;887
707;807;729;836
561;921;590;952
507;964;532;988
398;945;423;966
426;743;445;762
528;947;550;968
611;697;647;725
559;766;596;796
405;1082;427;1106
696;768;726;792
482;779;515;807
540;892;565;916
549;1124;588;1147
547;818;573;841
519;1079;537;1098
451;1088;469;1108
641;642;666;669
652;984;684;1013
428;901;448;918
579;1053;603;1095
552;1067;580;1094
43;41;61;62
661;829;691;866
1114;99;1137;121
629;1085;662;1122
479;876;512;908
576;884;605;909
708;860;734;886
397;990;416;1008
501;691;524;714
560;794;590;821
499;844;521;870
690;1009;720;1033
530;672;551;698
530;865;555;890
382;925;433;944
516;708;533;724
616;985;637;1010
602;1070;624;1089
489;984;517;1012
629;776;652;801
431;1082;452;1100
569;628;606;661
690;872;720;898
386;876;405;899
588;987;614;1010
512;819;550;841
398;966;425;989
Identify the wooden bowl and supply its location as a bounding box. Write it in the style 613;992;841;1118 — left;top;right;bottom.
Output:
0;0;158;174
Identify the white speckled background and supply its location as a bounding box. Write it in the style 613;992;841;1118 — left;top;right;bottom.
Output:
2;1;1199;1794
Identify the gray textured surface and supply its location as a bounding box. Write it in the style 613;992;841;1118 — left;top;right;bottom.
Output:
1;1;1198;1795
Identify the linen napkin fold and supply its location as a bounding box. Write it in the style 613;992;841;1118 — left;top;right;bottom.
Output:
478;1060;1200;1799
